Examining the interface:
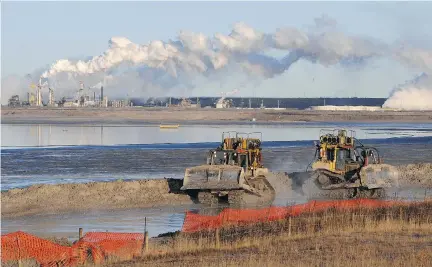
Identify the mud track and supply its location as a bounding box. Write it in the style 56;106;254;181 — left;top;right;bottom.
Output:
2;163;431;218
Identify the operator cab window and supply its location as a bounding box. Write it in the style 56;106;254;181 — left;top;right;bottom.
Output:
337;149;350;162
327;149;335;161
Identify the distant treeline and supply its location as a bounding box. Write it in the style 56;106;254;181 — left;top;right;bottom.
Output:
130;97;387;109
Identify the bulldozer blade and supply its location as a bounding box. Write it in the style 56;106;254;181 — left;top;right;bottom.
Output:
181;165;244;191
241;186;263;197
243;176;275;197
254;168;269;177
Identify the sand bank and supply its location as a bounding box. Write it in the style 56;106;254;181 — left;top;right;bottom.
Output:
2;107;432;124
1;178;191;218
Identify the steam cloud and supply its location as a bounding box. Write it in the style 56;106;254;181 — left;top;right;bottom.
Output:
42;21;383;81
32;16;384;97
383;46;432;110
2;14;431;110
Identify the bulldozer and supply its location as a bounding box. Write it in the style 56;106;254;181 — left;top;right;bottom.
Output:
181;131;275;205
310;129;397;198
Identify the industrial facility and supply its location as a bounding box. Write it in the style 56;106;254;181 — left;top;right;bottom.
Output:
6;77;389;110
6;79;133;108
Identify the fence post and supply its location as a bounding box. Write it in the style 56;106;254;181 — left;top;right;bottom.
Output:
215;228;220;249
79;228;83;239
142;217;149;255
143;231;149;253
288;217;292;237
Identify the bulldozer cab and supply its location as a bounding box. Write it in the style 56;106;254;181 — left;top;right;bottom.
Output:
207;150;240;165
311;128;394;196
313;128;384;180
181;131;274;203
314;129;358;173
209;131;264;172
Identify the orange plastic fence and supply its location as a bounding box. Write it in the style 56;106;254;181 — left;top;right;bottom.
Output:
1;199;405;265
1;231;76;266
1;231;144;266
82;232;144;260
182;199;401;233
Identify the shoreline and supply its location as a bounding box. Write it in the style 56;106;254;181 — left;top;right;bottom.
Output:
2;163;431;218
1;178;191;218
2;107;432;124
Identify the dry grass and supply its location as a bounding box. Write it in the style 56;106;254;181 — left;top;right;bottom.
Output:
116;230;432;267
111;202;432;267
5;202;431;267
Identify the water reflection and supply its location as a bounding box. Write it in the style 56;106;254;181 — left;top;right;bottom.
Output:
1;205;191;239
2;123;432;148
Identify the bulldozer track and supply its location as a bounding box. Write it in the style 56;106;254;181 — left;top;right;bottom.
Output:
197;191;218;205
228;190;245;205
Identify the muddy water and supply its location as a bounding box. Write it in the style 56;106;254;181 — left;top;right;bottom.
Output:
2;142;431;190
2;143;432;238
1;206;191;239
2;122;432;238
3;186;431;239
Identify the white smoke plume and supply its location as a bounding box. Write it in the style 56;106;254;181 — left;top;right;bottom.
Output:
383;72;432;110
314;14;338;29
383;46;432;110
0;15;397;103
41;17;383;87
394;45;432;73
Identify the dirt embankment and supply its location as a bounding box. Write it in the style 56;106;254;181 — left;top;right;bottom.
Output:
2;107;432;124
1;179;191;218
2;163;431;218
396;163;432;187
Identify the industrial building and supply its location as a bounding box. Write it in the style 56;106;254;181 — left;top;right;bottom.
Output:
6;77;389;110
166;97;201;108
109;99;133;108
130;97;387;109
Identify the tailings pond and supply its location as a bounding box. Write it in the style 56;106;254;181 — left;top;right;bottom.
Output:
2;122;432;238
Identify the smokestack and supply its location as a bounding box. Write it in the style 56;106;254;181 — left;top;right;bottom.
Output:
100;86;104;102
94;92;96;101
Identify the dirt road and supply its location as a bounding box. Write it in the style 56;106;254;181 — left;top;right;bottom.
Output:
2;107;432;124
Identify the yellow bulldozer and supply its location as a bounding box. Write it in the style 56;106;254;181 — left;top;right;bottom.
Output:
181;131;274;205
310;129;397;198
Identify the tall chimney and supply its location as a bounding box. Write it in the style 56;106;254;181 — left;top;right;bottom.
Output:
100;86;104;102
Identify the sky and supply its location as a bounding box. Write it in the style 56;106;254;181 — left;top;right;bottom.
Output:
2;1;432;100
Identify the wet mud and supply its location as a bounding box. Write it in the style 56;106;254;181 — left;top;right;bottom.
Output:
2;163;431;218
